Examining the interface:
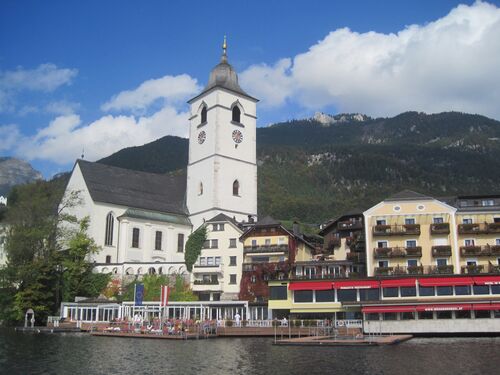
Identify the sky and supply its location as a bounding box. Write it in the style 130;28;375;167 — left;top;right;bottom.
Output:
1;0;500;178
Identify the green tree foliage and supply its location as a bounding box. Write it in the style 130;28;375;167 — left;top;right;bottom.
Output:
184;226;207;272
61;218;110;303
120;274;197;302
0;179;109;325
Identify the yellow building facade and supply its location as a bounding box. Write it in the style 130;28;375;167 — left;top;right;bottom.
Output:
364;191;500;277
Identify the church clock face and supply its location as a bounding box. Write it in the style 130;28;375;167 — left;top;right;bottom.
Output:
198;131;206;144
232;130;243;144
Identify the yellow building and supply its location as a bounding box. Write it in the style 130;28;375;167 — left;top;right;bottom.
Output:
364;190;459;277
446;195;500;275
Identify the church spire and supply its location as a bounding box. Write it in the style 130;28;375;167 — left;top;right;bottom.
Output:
221;35;227;63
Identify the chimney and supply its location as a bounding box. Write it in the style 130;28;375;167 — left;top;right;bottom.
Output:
248;215;254;224
293;221;300;235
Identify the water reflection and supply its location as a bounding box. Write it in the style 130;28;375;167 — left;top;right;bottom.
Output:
1;329;499;375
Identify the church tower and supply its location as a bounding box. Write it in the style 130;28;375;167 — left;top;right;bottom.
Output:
186;39;258;229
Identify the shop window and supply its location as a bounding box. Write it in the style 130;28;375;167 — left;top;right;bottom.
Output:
315;290;335;302
294;290;313;303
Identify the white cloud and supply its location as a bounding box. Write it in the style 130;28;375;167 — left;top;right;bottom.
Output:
240;58;294;107
101;74;200;112
0;124;21;151
45;100;80;115
242;1;500;119
0;63;77;92
14;106;189;165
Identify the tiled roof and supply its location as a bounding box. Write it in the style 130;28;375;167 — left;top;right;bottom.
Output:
385;190;434;202
77;160;188;216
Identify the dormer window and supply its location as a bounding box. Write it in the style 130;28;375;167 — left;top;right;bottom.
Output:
232;105;241;123
201;105;207;124
233;180;239;196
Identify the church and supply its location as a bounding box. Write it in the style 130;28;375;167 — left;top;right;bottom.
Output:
63;40;258;300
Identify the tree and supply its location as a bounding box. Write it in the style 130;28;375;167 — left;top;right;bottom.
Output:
1;179;108;324
120;274;197;302
184;226;207;272
61;218;110;303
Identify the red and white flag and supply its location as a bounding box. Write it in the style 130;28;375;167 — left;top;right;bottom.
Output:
160;285;170;306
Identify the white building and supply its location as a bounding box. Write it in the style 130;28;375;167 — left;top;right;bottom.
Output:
0;223;7;267
61;40;258;288
191;213;245;301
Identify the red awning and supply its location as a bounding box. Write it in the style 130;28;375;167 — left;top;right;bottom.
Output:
288;281;333;291
418;277;474;287
472;303;500;311
333;280;380;289
473;276;500;285
380;278;417;288
415;304;473;312
362;305;417;313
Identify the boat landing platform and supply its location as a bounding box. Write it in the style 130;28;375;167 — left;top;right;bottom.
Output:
274;334;413;346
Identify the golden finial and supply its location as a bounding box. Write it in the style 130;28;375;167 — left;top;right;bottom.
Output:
221;35;228;63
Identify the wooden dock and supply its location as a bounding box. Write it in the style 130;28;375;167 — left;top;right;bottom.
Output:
274;334;413;346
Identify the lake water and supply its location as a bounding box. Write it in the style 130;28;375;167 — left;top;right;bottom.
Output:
1;329;500;375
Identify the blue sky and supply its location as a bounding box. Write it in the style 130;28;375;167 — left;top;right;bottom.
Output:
1;0;500;178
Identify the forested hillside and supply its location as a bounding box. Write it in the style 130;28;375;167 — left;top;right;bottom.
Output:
98;111;500;223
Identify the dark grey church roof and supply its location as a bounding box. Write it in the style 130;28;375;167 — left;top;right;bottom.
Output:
385;190;434;202
206;213;240;227
77;160;188;216
188;49;257;103
255;216;281;226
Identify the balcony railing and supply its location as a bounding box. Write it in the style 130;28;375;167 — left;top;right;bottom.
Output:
289;272;351;280
374;246;422;259
374;265;454;276
431;245;452;257
243;244;289;254
458;223;500;234
337;220;363;230
430;223;450;234
460;245;500;257
193;279;219;285
461;265;485;275
346;252;364;263
373;224;421;236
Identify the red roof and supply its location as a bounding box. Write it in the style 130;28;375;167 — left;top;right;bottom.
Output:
380;278;417;288
473;276;500;285
362;305;417;313
418;277;473;287
288;281;332;291
333;280;380;289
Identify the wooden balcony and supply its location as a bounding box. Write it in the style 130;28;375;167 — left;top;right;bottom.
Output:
337;220;363;231
346;252;364;263
373;224;421;236
431;245;452;257
461;265;485;274
373;246;422;259
430;223;450;234
457;223;500;234
243;244;288;254
459;245;500;257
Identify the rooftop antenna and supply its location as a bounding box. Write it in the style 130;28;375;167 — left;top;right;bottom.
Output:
221;35;227;63
81;147;85;160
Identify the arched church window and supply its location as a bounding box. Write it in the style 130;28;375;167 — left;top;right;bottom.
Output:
105;212;114;246
233;180;240;196
199;182;203;195
201;105;207;124
232;105;241;123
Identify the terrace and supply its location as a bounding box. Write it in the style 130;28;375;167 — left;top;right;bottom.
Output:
373;246;422;259
430;223;450;234
373;224;421;236
458;222;500;234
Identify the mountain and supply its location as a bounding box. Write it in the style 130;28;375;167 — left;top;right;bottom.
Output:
97;111;500;223
0;157;43;198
